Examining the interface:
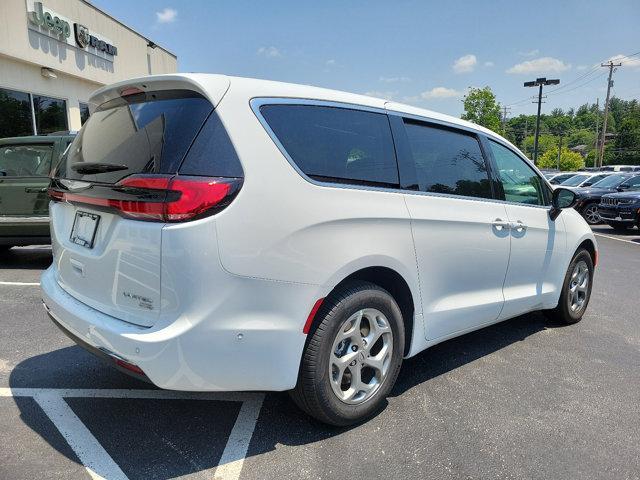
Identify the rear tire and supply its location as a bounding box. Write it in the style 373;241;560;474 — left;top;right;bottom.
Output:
545;249;593;325
291;281;404;426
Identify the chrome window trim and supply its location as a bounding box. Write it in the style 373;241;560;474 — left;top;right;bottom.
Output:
250;97;553;210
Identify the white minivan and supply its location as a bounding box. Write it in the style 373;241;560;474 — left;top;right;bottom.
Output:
42;74;596;425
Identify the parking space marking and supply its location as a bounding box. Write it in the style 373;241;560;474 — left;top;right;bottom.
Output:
0;387;265;480
0;281;40;286
594;233;640;245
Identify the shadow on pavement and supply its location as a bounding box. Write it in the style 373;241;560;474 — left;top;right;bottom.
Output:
9;311;560;479
0;246;52;271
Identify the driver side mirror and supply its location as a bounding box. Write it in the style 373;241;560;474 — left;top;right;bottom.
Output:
549;187;577;221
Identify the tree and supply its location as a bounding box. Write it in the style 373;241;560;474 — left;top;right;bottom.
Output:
461;86;502;133
538;147;584;171
523;134;557;157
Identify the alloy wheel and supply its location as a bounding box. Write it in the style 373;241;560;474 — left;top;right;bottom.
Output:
568;260;590;313
584;204;600;225
329;308;393;405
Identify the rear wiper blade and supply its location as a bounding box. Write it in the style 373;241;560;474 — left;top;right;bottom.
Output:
71;163;129;174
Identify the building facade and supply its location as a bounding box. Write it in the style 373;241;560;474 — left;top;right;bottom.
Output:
0;0;177;137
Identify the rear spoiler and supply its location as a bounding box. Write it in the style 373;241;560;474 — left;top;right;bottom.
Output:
88;74;231;111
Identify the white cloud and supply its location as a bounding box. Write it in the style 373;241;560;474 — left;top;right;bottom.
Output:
257;46;282;58
325;59;336;67
484;61;495;67
364;90;398;100
379;76;411;83
420;87;461;99
155;8;177;24
608;54;640;68
453;54;477;73
518;49;539;57
506;57;571;74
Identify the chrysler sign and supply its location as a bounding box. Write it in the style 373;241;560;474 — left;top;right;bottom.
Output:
27;1;118;57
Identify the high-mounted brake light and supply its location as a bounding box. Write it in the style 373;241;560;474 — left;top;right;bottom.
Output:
120;86;144;97
49;175;242;222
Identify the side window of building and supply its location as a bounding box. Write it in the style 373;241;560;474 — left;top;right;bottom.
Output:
0;144;54;177
260;104;399;187
32;95;68;134
488;140;548;206
402;120;493;199
0;88;34;137
79;102;91;126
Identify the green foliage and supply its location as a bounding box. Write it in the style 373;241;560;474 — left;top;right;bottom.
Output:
504;97;640;165
538;147;584;171
461;87;502;133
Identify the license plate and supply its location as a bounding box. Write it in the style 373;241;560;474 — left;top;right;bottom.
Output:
70;211;100;248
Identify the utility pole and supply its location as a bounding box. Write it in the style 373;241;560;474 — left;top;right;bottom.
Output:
523;118;529;157
524;77;560;164
597;61;622;168
594;98;599;168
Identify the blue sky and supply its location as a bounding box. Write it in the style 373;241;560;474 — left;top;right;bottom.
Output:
94;0;640;117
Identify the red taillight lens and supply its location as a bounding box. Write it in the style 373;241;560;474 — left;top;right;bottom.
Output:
49;175;241;222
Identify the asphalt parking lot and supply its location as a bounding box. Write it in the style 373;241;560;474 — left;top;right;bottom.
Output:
1;226;639;480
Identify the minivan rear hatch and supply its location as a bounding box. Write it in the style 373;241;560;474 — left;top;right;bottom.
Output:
49;77;231;327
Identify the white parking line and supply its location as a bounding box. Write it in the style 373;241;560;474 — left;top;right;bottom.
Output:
0;281;40;286
594;232;640;245
0;387;264;480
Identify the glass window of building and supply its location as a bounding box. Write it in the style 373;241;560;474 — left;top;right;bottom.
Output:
79;102;90;126
32;95;68;134
0;88;34;138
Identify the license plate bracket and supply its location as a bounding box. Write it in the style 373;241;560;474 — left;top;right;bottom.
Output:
70;211;100;248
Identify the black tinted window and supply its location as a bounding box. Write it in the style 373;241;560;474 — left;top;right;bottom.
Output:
33;95;68;135
0;88;34;137
403;120;492;199
180;112;243;177
57;90;213;183
261;105;398;187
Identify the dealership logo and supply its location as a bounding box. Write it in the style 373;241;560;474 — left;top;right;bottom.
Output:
73;23;118;56
28;1;71;39
74;23;90;48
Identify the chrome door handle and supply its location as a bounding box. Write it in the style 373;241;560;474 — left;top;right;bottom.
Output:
491;218;511;231
510;220;527;232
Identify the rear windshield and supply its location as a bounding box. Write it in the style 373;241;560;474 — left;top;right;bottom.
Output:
55;90;213;184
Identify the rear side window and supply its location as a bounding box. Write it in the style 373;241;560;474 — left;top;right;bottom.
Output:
179;112;243;178
57;90;213;184
403;120;492;199
260;104;399;187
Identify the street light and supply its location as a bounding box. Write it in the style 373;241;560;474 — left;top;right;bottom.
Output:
524;77;560;164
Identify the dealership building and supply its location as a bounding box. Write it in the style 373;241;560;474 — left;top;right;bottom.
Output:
0;0;177;138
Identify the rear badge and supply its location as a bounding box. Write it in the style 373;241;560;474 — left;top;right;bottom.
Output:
122;291;154;310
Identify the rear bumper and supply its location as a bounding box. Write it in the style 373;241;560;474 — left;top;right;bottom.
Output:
41;266;320;391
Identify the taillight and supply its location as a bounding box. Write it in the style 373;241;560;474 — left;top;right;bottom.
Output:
48;175;242;222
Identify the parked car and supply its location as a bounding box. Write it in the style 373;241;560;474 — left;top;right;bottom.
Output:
547;172;578;185
599;191;640;230
599;165;640;172
572;173;640;225
559;172;612;188
41;74;597;425
0;134;75;251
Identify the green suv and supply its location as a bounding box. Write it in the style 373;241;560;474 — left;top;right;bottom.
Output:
0;134;75;251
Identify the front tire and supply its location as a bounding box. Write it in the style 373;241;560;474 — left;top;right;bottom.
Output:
291;281;404;426
545;249;594;325
582;202;601;225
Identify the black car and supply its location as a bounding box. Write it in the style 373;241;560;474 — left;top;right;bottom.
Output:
599;190;640;230
571;173;640;225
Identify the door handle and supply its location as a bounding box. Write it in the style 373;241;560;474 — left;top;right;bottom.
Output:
510;220;527;232
25;187;47;193
491;218;511;231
